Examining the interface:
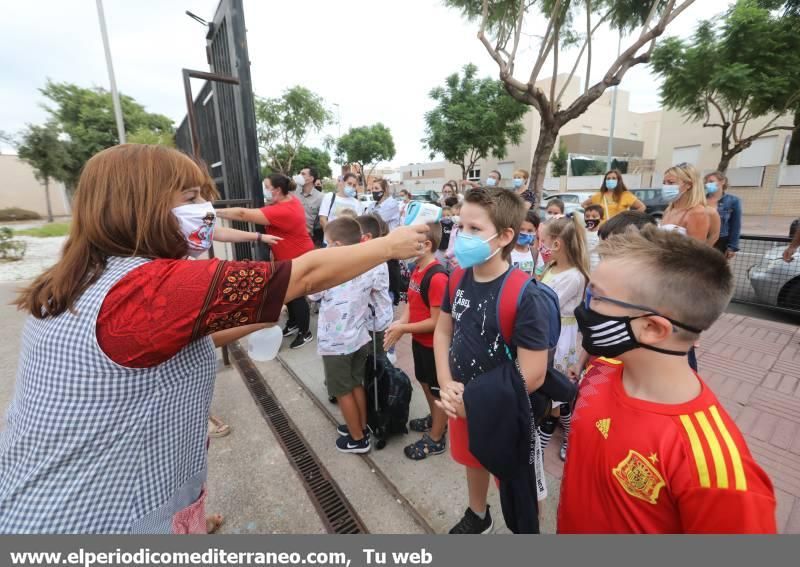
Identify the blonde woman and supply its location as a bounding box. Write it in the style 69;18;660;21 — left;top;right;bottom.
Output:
660;163;714;242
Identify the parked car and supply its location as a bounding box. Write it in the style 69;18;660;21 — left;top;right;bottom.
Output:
631;188;671;220
539;192;593;217
410;190;439;204
749;246;800;311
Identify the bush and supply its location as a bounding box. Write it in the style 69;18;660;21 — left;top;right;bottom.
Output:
0;227;27;261
0;208;42;222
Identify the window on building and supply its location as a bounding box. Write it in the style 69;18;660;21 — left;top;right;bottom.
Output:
468;168;481;181
671;145;701;167
737;136;778;168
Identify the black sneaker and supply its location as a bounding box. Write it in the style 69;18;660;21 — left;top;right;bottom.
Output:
560;439;568;462
282;324;299;337
335;434;370;454
337;424;372;437
449;506;493;534
289;332;313;349
328;396;338;404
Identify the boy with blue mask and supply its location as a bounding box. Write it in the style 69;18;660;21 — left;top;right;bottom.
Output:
318;173;364;245
559;226;776;533
434;187;553;534
510;210;540;276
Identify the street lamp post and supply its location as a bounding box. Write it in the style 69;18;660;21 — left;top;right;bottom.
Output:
606;32;623;171
96;0;126;144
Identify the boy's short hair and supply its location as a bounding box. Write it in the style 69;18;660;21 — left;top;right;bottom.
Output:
337;208;357;219
372;213;390;237
325;217;362;245
464;187;525;260
425;221;442;252
444;196;459;208
598;210;657;240
524;209;541;229
355;214;381;240
546;198;565;213
584;204;604;219
598;225;732;339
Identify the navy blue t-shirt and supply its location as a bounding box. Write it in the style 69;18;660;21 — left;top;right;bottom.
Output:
441;268;554;385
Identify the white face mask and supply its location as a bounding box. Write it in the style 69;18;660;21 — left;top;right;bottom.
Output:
293;174;306;188
173;201;216;258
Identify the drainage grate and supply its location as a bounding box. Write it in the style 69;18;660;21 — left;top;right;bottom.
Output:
228;342;368;534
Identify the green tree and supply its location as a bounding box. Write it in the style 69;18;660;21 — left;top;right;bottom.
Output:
423;63;527;180
255;86;332;175
14;123;71;223
443;0;696;208
263;145;332;179
127;127;175;147
335;124;396;184
550;140;569;177
651;0;800;172
40;81;174;190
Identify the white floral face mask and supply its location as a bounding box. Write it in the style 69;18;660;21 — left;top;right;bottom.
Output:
172;201;216;258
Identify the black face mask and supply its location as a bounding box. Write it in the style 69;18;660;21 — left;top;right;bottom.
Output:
372;191;384;202
574;304;701;358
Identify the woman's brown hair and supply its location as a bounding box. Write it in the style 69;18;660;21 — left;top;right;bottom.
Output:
600;169;628;201
17;144;217;318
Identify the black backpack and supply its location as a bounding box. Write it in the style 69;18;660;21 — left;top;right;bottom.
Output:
365;343;412;449
419;263;448;308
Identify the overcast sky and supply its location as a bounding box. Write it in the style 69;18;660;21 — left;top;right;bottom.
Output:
1;0;733;166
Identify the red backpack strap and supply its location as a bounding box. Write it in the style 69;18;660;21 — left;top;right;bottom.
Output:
447;267;467;309
496;268;533;348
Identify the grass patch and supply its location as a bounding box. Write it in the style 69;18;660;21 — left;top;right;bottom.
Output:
14;222;71;238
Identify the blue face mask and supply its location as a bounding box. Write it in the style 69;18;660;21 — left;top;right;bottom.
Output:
662;184;680;201
705;182;718;195
344;186;357;198
454;232;499;269
605;179;618;190
512;178;524;189
485;177;497;187
517;233;534;246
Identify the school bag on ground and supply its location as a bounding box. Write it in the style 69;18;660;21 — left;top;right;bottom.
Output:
447;267;576;424
365;321;412;450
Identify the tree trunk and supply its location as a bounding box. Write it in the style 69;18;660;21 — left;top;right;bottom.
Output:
528;124;559;210
787;108;800;166
44;177;54;223
716;154;731;174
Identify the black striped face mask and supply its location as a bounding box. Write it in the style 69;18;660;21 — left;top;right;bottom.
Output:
574;289;703;358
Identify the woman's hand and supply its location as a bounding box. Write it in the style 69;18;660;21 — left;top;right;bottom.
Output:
725;249;736;260
384;225;430;260
383;321;406;350
260;234;283;246
567;364;583;382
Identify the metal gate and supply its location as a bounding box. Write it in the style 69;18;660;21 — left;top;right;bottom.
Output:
176;0;264;261
729;234;800;314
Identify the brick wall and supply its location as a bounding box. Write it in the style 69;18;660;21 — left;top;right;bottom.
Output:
728;165;800;217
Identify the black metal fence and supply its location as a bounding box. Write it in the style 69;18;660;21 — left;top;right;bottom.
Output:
729;234;800;313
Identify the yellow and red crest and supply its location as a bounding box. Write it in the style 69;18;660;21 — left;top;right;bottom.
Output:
612;450;666;505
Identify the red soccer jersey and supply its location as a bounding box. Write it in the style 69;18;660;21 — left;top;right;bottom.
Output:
260;198;315;261
407;260;447;348
558;357;777;534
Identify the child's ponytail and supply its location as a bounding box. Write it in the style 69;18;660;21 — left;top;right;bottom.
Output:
543;214;590;288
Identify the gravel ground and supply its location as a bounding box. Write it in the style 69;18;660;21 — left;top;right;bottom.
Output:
0;236;66;282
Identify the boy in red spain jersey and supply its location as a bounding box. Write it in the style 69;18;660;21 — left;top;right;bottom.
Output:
558;227;776;534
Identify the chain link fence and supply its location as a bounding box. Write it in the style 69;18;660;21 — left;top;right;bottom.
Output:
729;234;800;314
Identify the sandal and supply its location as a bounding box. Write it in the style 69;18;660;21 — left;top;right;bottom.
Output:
208;416;231;438
409;414;432;432
206;513;224;534
404;434;446;461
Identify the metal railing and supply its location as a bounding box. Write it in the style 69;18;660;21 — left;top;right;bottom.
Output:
729;234;800;314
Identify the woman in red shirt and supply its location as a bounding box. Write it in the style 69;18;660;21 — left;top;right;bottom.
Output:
218;174;316;349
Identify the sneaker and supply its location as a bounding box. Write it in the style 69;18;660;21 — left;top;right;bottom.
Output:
282;324;299;337
289;332;313;349
560;440;568;462
335;434;371;454
449;506;493;534
336;424;372;437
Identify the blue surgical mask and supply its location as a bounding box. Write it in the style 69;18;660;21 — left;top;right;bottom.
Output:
517;233;534;246
662;184;680;201
344;186;357;198
605;179;618;190
454;232;499;269
705;182;718;195
485;177;497;187
512;178;524;189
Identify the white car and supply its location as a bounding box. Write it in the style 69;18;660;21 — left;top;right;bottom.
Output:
749;245;800;310
539;192;594;217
